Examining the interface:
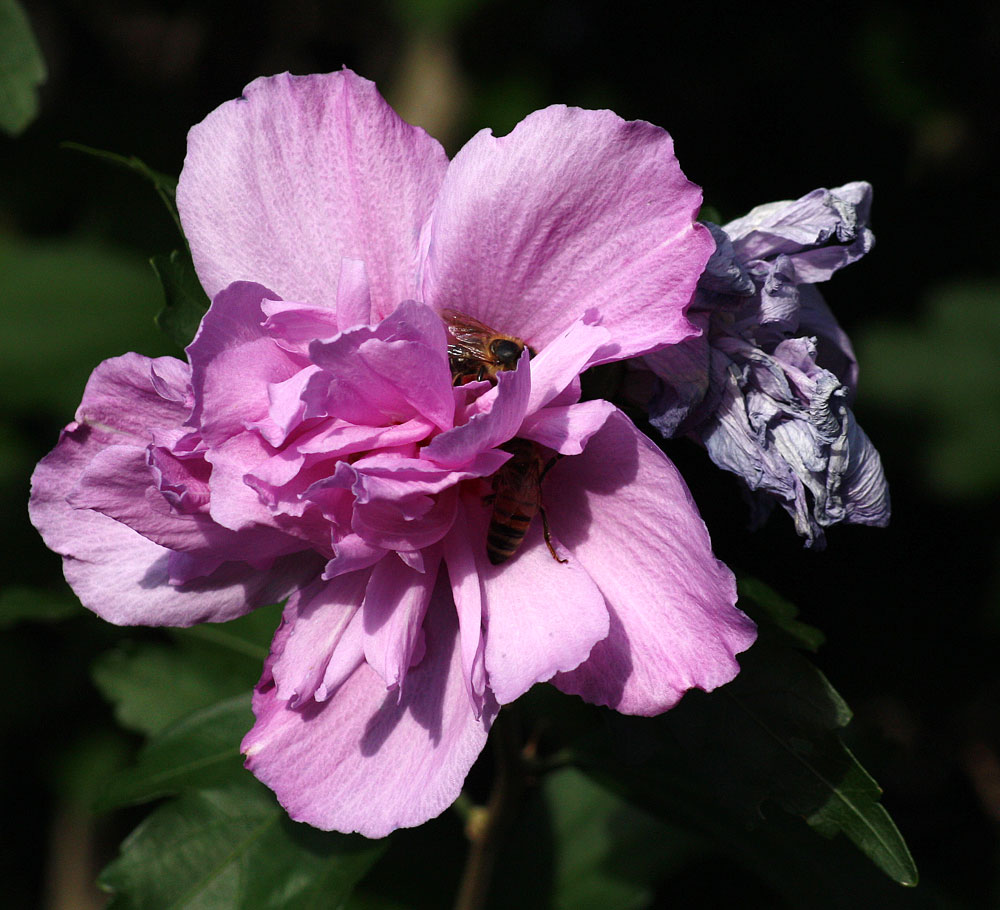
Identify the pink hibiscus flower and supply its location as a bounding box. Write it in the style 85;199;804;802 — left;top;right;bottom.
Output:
29;70;756;837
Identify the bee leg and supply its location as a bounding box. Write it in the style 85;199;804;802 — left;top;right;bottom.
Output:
539;453;563;482
539;505;568;564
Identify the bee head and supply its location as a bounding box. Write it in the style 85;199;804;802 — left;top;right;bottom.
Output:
490;338;524;367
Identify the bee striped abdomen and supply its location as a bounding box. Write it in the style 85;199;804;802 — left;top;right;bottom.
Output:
486;438;545;565
486;488;539;565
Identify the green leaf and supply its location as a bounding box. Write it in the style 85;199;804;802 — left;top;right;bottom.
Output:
61;142;182;234
573;634;918;894
737;575;826;651
0;227;172;414
93;641;255;738
491;767;706;910
92;604;279;737
856;279;1000;497
97;694;252;810
173;601;280;661
0;0;46;135
100;777;385;910
150;248;211;350
0;584;80;628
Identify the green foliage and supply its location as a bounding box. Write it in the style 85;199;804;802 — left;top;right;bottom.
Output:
490;767;706;910
96;694;252;810
92;605;277;738
0;228;171;414
62;142;182;234
99;777;385;910
0;584;80;629
571;607;917;895
151;248;211;350
57;146;210;351
738;576;826;651
857;279;1000;498
0;0;46;135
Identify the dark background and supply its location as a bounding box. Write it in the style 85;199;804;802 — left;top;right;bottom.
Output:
3;1;999;907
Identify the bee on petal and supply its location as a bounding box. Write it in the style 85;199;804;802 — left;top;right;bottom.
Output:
440;308;532;385
440;310;565;565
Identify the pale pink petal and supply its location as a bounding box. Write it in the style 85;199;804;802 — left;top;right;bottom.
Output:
242;590;496;837
316;607;367;700
422;357;530;468
249;365;323;446
185;281;304;446
307;301;454;430
323;535;387;579
363;551;440;691
69;444;298;564
466;503;609;705
335;257;373;329
422;105;713;359
260;300;341;354
30;423;316;625
271;571;370;705
548;410;756;714
178;70;448;317
524;317;612;413
518;399;616;455
442;504;487;713
73;353;191;446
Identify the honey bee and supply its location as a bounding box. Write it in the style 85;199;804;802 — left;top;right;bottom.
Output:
487;438;567;565
440;309;566;565
440;308;532;385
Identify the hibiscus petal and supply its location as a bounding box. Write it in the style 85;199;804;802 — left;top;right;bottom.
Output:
178;70;448;318
442;504;488;713
467;503;609;705
308;301;454;430
70;444;297;564
518;399;615;455
422;105;712;359
422;356;530;468
71;353;191;446
30;423;314;625
271;571;370;705
548;410;756;714
242;586;496;837
363;552;440;691
186;281;304;446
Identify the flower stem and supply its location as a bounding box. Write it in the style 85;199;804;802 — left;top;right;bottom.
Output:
453;710;525;910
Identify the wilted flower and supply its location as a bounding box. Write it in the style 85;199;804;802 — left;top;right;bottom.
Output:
30;70;756;837
638;182;890;546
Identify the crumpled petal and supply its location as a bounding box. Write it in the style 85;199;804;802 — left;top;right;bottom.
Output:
422;104;713;360
178;70;449;317
548;410;756;714
723;181;874;283
243;582;496;838
701;340;890;546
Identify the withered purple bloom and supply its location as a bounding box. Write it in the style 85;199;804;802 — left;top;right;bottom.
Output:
639;182;890;546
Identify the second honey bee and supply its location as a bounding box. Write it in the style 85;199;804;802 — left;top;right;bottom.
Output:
487;438;566;565
440;309;565;565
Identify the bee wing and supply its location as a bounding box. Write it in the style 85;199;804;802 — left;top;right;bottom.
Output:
440;309;499;350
